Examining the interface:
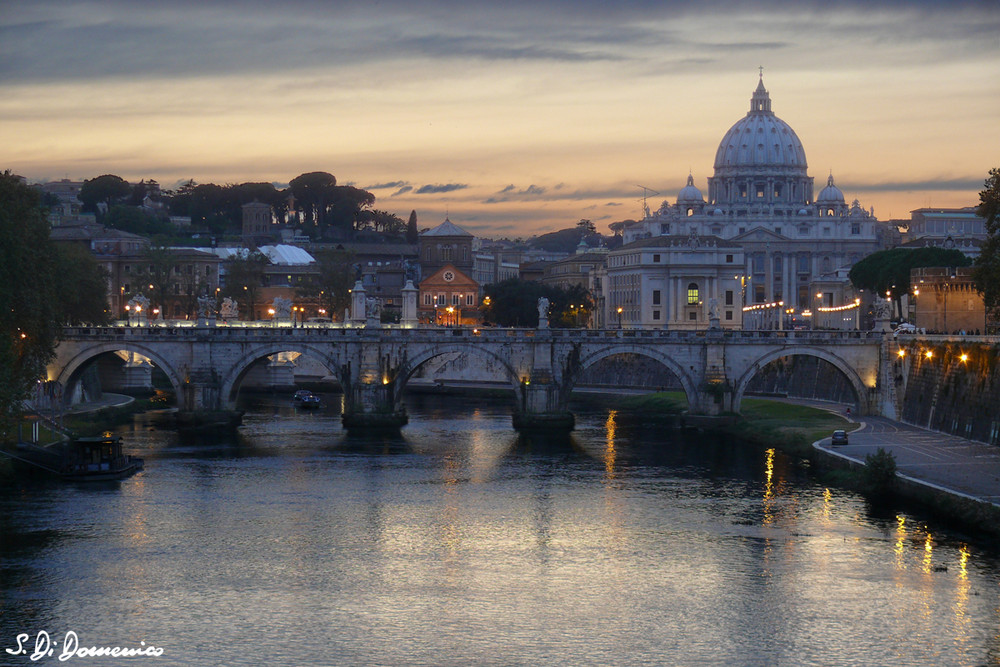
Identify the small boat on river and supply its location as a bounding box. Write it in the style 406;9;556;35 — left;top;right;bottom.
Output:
293;390;322;409
61;436;143;481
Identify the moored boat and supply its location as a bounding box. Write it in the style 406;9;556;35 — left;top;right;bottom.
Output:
61;436;143;481
293;390;322;409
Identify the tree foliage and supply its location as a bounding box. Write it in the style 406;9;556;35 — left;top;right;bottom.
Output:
0;172;61;426
79;174;131;220
296;249;355;321
222;250;269;319
972;167;1000;330
482;278;593;328
849;247;972;319
52;244;110;326
406;210;419;244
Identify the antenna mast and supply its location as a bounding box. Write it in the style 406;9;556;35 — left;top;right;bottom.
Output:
636;185;660;219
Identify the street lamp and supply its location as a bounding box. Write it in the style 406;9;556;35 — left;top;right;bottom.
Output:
446;305;455;327
617;306;623;329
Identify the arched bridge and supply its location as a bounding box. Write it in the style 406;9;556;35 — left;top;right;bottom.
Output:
49;325;896;430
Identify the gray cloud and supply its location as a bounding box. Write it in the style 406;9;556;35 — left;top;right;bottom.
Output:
841;177;984;193
365;180;410;189
484;183;549;204
2;1;995;85
416;183;468;194
391;186;414;197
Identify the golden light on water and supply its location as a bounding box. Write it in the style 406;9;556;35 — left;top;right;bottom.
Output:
895;515;907;569
604;410;617;480
923;531;934;574
762;448;775;526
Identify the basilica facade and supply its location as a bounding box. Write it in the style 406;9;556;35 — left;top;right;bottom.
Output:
616;75;890;319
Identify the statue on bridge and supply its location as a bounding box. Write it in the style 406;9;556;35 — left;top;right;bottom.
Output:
197;294;215;320
126;294;150;325
220;297;239;321
537;297;549;329
272;297;292;320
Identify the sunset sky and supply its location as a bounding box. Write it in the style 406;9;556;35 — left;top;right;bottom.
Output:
2;0;998;237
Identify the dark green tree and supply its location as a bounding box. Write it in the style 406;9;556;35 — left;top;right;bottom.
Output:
849;247;971;320
482;278;592;328
222;250;269;319
0;172;61;427
296;249;355;321
972;167;1000;331
289;171;337;229
105;205;174;237
406;210;419;244
142;246;176;319
79;174;131;220
53;244;110;325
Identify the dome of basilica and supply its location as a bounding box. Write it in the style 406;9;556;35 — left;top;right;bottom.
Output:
816;174;845;204
713;77;807;175
677;174;704;203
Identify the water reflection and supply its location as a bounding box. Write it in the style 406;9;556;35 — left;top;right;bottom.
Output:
2;393;1000;666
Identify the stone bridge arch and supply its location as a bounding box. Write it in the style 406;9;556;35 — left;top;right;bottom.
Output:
53;341;186;407
570;343;701;411
394;342;526;405
219;342;345;406
733;346;870;414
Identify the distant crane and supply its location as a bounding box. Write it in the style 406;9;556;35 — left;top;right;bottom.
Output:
635;185;660;220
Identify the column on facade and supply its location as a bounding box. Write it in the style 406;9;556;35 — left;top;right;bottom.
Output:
764;250;773;303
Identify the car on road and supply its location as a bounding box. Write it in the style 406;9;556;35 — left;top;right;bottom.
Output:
831;429;849;446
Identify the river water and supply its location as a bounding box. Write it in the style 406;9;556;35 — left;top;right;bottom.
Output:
2;393;999;666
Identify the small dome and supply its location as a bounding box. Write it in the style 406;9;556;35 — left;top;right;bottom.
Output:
816;174;845;204
677;174;704;204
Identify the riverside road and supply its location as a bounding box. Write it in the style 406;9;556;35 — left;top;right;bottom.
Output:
818;413;1000;508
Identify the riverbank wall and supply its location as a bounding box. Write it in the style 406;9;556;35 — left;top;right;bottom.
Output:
897;338;1000;445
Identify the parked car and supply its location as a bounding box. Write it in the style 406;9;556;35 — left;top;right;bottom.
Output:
831;429;849;446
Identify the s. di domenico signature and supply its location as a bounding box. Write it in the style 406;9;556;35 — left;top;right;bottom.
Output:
6;631;164;661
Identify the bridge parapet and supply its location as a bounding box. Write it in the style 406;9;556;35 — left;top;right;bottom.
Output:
53;326;893;430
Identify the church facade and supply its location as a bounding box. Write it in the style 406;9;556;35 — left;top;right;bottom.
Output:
619;75;890;313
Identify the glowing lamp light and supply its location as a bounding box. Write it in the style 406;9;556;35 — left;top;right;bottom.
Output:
960;353;969;363
924;350;933;359
897;349;906;358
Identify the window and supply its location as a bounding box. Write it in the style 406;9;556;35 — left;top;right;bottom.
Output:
653;254;660;263
725;311;733;320
798;255;810;274
652;310;660;320
725;290;734;306
653;290;661;305
752;255;764;273
726;254;733;263
687;283;699;305
441;245;452;261
424;294;432;305
851;223;860;235
452;294;460;305
466;294;474;306
437;293;446;306
689;311;697;320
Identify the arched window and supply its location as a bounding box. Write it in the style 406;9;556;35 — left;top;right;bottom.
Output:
687;283;699;305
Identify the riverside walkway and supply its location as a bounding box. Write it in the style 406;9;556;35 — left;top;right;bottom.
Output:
816;414;1000;510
